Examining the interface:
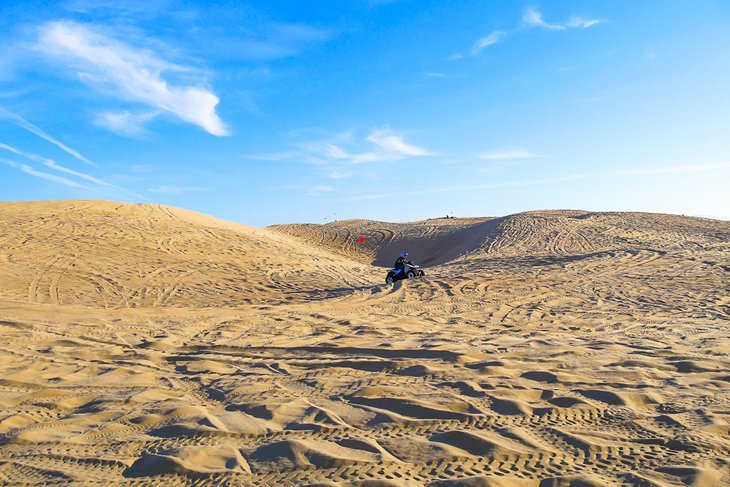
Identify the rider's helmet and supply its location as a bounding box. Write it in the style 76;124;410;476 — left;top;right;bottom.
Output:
400;251;409;258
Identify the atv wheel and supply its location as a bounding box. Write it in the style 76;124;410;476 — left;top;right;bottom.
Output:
406;270;415;279
418;270;425;276
385;275;394;284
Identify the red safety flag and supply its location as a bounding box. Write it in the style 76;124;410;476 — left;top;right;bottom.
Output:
357;236;365;243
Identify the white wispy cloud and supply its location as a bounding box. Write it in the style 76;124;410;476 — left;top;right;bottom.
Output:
329;169;352;179
94;110;159;137
477;149;544;160
523;7;600;31
471;31;505;55
611;162;730;177
64;0;172;18
258;127;432;165
148;185;203;194
367;127;430;158
0;142;108;185
478;164;504;173
323;129;430;164
449;9;599;62
339;162;730;201
424;72;468;80
0;140;146;200
203;22;331;62
247;150;304;162
309;185;336;194
66;1;332;63
35;21;228;136
566;16;601;29
340;192;388;202
0;107;97;166
523;7;564;30
0;157;86;188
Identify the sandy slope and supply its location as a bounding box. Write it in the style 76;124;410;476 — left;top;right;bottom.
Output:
269;217;497;267
0;201;377;307
0;201;728;486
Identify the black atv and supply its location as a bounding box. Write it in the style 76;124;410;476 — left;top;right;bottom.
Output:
385;264;425;284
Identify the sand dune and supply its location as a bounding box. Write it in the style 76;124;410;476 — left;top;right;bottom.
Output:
0;201;728;485
270;210;730;267
269;216;497;267
0;201;377;307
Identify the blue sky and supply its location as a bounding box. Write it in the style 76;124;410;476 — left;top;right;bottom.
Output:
1;1;729;226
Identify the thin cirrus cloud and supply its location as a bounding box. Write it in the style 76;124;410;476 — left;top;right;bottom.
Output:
64;0;173;18
328;170;352;180
0;115;144;198
0;142;109;186
0;157;86;189
523;7;601;31
471;31;505;56
35;21;228;136
148;185;204;195
0;140;145;200
339;163;730;202
0;107;97;166
193;23;330;63
477;149;544;160
448;31;504;60
94;110;159;137
252;127;432;165
368;128;431;158
325;127;432;164
309;185;336;194
454;7;599;61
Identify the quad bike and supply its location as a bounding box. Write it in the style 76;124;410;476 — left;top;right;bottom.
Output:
385;263;425;284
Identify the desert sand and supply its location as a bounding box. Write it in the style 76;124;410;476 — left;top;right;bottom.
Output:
0;200;728;486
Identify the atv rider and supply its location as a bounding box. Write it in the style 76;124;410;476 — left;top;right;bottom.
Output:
394;251;414;276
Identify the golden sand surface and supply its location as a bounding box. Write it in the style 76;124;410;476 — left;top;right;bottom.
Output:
0;201;728;486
